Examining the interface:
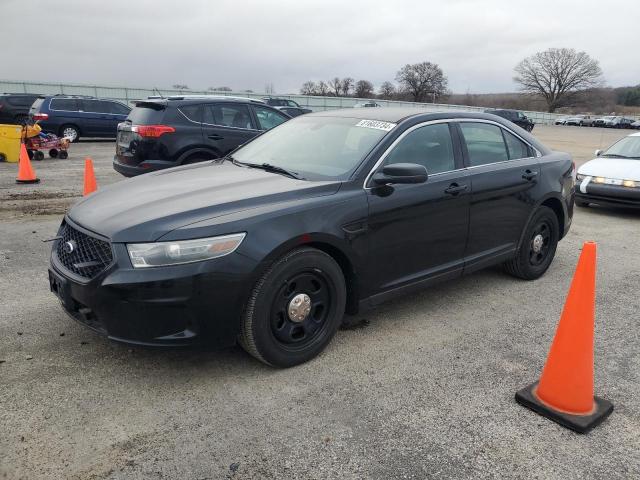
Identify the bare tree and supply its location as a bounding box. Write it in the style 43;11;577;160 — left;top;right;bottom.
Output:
300;81;317;95
209;86;232;92
340;77;354;97
317;80;330;96
328;77;342;97
355;80;374;98
395;62;448;103
172;84;190;91
378;81;396;99
514;48;603;112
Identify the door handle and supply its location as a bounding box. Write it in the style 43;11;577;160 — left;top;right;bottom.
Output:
522;170;538;181
444;183;468;195
208;134;224;140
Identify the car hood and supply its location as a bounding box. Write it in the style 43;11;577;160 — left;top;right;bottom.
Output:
68;162;341;242
578;157;640;181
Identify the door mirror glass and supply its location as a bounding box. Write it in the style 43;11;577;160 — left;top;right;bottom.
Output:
372;163;428;185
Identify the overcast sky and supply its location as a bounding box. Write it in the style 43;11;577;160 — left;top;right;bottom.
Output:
1;0;636;95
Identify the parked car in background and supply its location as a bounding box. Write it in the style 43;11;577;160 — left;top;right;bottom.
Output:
29;95;131;142
51;109;574;367
485;109;534;131
610;117;635;129
113;96;291;176
0;93;41;125
273;106;312;118
575;132;640;208
554;117;569;125
565;114;595;126
354;101;381;108
593;116;616;127
632;120;640;130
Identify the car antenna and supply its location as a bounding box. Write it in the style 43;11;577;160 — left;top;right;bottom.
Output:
153;87;165;99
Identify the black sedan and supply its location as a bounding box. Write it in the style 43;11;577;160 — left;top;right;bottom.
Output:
49;109;574;367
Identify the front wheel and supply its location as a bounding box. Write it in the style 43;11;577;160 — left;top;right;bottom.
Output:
504;206;559;280
239;247;346;367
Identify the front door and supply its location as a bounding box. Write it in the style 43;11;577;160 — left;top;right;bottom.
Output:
365;122;470;298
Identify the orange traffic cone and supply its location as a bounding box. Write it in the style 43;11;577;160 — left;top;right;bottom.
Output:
515;241;613;433
83;157;97;196
16;143;40;184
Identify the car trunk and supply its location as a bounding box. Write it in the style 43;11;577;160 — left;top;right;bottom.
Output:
115;102;168;167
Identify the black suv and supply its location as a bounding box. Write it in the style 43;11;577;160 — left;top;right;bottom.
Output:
485;109;534;132
0;93;41;124
29;95;131;142
113;96;290;176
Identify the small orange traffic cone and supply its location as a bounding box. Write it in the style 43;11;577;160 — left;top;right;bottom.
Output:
516;241;613;433
83;157;97;196
16;143;40;184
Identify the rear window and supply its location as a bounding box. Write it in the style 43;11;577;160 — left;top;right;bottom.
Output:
50;98;80;111
127;105;166;124
29;98;45;114
6;95;38;107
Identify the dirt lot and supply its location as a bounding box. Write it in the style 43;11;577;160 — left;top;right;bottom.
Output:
1;125;639;479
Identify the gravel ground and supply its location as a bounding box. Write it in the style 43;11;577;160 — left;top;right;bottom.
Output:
1;126;639;479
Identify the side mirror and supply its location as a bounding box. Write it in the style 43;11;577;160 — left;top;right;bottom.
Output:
372;163;428;186
595;149;602;157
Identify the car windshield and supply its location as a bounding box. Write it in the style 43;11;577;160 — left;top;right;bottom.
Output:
602;136;640;159
230;116;393;180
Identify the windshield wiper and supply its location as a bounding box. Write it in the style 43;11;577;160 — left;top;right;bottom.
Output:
231;159;304;180
601;154;630;158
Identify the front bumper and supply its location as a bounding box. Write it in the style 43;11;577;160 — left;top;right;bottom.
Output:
49;220;258;347
576;182;640;209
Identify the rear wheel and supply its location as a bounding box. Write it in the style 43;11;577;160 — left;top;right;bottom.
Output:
49;149;58;158
58;150;68;159
59;125;79;142
33;150;45;161
239;247;346;367
504;206;559;280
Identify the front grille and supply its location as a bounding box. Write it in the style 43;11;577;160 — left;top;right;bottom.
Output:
55;221;113;280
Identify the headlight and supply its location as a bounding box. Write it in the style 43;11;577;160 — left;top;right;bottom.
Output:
576;173;586;181
623;180;638;188
127;233;246;268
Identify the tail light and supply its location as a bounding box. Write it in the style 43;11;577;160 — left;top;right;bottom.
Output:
132;125;175;138
33;113;49;121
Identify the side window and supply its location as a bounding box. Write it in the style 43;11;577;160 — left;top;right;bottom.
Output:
503;129;531;160
286;100;299;107
110;102;131;115
50;98;79;111
384;123;455;175
179;104;201;123
253;105;288;130
203;103;254;129
90;100;114;113
459;122;509;166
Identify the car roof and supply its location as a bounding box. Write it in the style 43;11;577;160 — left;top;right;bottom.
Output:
309;108;518;124
144;95;265;104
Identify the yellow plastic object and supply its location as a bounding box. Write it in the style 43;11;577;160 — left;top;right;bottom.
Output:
23;123;42;139
0;124;23;163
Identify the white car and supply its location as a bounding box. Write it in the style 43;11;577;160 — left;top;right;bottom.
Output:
575;132;640;208
353;101;381;108
554;117;569;125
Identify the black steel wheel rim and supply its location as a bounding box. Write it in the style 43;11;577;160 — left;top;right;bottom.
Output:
529;220;552;266
270;269;332;349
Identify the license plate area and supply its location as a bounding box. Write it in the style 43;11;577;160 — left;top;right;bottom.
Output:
49;269;73;310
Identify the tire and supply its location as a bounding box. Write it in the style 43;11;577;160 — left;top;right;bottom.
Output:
239;247;346;367
59;125;80;142
504;206;559;280
49;149;58;158
34;150;45;161
58;150;68;159
576;200;589;208
180;152;217;165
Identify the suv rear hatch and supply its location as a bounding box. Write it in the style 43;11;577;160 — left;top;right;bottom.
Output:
115;101;174;168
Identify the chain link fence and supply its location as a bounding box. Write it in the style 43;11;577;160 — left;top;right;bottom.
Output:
0;79;621;125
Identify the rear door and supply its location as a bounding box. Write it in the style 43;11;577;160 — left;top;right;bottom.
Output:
456;121;540;272
201;102;259;157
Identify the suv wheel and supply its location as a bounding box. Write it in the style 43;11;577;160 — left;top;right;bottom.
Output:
504;206;559;280
60;125;79;142
239;247;346;367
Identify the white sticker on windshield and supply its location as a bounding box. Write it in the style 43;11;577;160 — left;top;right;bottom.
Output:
355;120;397;131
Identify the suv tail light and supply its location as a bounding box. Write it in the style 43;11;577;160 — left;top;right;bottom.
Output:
33;113;49;121
132;125;175;138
